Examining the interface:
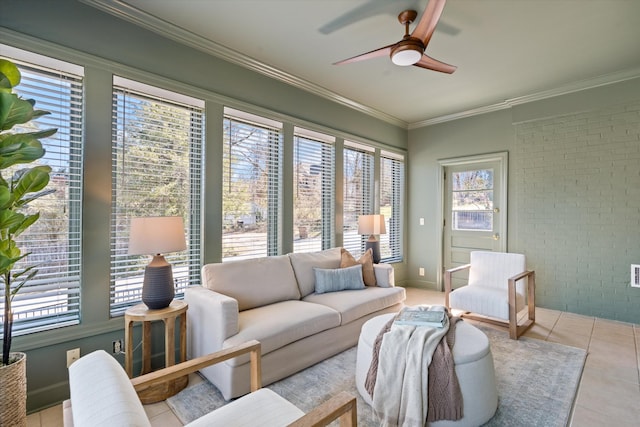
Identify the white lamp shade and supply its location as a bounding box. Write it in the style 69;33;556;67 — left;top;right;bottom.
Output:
128;216;187;255
358;214;386;235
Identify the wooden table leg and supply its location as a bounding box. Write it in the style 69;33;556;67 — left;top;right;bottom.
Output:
125;318;134;378
164;317;175;367
179;311;187;363
142;321;152;375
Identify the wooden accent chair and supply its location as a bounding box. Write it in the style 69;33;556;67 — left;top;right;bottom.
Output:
444;251;535;340
65;340;357;427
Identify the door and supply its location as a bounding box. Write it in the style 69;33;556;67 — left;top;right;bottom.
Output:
440;153;507;288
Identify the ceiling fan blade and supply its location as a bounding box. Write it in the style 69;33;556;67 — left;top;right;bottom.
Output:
319;0;422;34
413;54;457;74
334;45;394;65
412;0;448;47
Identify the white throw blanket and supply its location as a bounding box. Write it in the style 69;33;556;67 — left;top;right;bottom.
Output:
372;307;450;427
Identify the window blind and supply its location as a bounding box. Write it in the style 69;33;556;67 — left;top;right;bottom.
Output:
0;55;83;336
293;129;335;253
110;77;203;316
343;143;374;257
222;108;283;261
380;152;405;262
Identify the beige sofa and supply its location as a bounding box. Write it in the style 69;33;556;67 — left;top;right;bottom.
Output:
185;247;406;400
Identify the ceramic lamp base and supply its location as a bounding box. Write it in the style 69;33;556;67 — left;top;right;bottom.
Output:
142;255;175;309
365;240;381;264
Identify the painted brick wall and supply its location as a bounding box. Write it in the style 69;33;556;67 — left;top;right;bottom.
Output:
514;101;640;323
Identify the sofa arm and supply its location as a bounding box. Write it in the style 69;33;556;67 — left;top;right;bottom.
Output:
444;263;471;309
185;286;239;359
373;263;395;287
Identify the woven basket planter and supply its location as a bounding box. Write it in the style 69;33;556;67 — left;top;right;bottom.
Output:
0;352;27;427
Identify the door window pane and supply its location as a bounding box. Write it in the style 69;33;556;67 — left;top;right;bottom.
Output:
451;169;493;231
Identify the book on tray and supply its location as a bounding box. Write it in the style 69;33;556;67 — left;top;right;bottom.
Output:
394;306;447;328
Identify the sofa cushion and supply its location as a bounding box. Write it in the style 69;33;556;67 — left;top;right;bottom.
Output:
373;263;395;288
68;350;150;427
303;286;406;325
449;285;524;320
314;264;365;294
289;247;342;297
223;300;341;366
201;255;300;311
340;248;376;286
468;251;526;295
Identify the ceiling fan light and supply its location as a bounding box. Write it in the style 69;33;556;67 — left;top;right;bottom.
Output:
391;48;422;66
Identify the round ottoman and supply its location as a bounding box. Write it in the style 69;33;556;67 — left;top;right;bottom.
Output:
356;313;498;427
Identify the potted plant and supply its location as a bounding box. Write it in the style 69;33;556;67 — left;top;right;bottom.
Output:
0;58;56;425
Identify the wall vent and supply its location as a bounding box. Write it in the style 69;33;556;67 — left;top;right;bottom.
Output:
632;264;640;288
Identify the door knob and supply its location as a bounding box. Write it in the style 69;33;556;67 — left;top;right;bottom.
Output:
493;234;500;240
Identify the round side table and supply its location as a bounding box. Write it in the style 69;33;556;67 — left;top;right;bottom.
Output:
124;299;188;403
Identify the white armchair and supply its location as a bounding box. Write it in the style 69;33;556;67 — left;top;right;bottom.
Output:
444;251;535;340
65;340;357;427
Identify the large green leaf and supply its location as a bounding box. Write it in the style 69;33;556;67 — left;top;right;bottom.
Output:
13;166;51;201
0;239;24;274
0;59;20;91
0;209;26;234
0;135;47;169
17;189;55;208
0;92;35;131
0;186;11;210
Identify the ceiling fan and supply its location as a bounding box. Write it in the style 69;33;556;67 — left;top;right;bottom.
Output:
334;0;456;74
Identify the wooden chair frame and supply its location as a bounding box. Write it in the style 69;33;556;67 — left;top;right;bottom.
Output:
131;340;357;427
445;264;536;340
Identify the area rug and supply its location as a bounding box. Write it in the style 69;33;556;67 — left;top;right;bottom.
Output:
167;324;586;426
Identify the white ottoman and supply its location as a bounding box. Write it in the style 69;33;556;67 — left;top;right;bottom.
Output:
356;313;498;427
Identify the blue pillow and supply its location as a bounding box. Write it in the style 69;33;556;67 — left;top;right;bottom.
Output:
314;264;365;294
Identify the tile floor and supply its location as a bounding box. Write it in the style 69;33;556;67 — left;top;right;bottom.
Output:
28;287;640;427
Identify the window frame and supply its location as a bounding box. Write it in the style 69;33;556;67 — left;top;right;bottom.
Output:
379;151;405;263
0;47;84;336
222;107;283;261
292;127;335;253
109;76;204;317
342;142;375;257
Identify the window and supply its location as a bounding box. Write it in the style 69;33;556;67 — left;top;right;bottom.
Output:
222;108;283;260
0;48;83;336
110;77;204;316
293;128;335;253
343;142;374;257
380;151;404;262
451;169;494;231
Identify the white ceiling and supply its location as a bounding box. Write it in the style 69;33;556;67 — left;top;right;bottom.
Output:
86;0;640;128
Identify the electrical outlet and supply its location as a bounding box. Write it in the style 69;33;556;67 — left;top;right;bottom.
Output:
419;267;425;276
419;218;424;225
66;348;80;367
113;339;123;354
632;264;640;288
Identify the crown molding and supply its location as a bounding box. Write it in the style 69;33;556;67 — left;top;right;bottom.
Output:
80;0;408;129
409;66;640;129
78;1;640;131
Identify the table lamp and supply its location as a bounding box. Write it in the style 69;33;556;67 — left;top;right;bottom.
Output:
128;216;187;309
358;214;386;263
